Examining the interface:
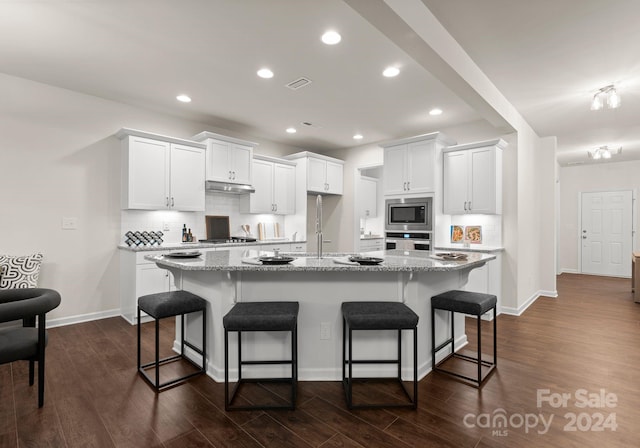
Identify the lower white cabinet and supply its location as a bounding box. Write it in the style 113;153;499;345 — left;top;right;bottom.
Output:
359;238;384;252
260;242;307;253
120;250;174;325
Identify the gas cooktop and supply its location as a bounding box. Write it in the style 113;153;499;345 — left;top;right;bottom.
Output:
199;237;257;244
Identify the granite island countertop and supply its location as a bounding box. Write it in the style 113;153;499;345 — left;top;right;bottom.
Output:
118;239;305;252
146;249;495;273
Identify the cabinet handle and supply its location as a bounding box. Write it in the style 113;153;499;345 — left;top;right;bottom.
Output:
464;201;467;211
228;170;232;179
407;181;410;190
166;197;169;207
274;204;278;212
232;171;236;180
171;197;174;207
468;201;471;211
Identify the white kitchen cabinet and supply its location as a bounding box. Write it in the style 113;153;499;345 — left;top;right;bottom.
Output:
117;129;206;211
381;132;455;196
284;152;344;195
192;131;257;185
358;176;378;218
120;250;174;324
259;242;307;253
359;238;384;252
443;139;506;215
239;155;296;215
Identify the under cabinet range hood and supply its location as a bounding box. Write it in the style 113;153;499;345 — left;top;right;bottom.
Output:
205;180;255;194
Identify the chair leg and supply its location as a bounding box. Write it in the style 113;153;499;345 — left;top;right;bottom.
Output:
431;305;436;369
155;318;160;389
477;315;482;385
29;361;34;386
493;307;497;366
38;313;46;408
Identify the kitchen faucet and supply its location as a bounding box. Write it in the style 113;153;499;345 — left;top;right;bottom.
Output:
316;194;323;259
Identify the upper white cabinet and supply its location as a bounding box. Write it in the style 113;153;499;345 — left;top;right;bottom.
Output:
284;152;344;195
381;132;456;196
240;155;296;215
358;176;378;218
117;128;205;211
192;131;257;185
442;139;506;215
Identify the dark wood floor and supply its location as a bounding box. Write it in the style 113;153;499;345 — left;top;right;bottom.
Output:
1;273;639;447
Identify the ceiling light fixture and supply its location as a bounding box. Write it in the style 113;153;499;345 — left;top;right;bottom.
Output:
176;94;191;103
429;108;443;116
286;127;297;134
590;84;620;110
383;66;400;77
587;145;622;160
353;134;363;140
321;30;341;45
257;68;274;79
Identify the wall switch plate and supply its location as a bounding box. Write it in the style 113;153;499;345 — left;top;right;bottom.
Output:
62;217;78;230
320;322;331;340
162;222;170;231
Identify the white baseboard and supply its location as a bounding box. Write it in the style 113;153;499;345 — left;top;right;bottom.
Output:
47;308;121;328
560;268;579;274
501;289;557;316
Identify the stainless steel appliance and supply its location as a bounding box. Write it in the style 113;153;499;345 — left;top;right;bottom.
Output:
385;232;431;251
385;197;433;232
201;215;257;243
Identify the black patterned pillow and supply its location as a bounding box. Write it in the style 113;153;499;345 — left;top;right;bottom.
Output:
0;253;43;289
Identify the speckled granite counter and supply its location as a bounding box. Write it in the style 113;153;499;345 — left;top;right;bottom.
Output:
147;249;495;272
434;245;504;254
155;248;491;384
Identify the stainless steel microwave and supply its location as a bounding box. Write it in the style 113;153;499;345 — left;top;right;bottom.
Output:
385;197;433;232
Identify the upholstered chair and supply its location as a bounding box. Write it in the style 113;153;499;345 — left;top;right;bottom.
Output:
0;288;61;407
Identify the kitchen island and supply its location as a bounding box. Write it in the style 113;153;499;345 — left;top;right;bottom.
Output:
147;249;495;382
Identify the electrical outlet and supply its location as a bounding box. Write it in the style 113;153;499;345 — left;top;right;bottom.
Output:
320;322;331;340
162;222;170;231
61;217;78;230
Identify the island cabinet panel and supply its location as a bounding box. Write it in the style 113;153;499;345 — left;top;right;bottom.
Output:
443;139;506;215
239;155;296;215
381;132;456;196
118;129;205;211
191;131;257;185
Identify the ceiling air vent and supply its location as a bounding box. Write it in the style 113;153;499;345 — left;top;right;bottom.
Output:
286;77;312;90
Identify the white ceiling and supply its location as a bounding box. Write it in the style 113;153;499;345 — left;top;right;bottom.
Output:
1;0;639;166
422;0;640;166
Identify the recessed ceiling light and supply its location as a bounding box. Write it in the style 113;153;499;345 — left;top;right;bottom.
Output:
286;127;297;134
429;108;443;116
257;68;274;79
383;66;400;77
353;134;363;140
176;94;191;103
321;30;341;45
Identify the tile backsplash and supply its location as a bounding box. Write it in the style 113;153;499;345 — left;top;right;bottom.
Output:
436;214;502;248
120;192;286;244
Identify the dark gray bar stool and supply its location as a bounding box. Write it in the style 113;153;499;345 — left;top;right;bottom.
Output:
431;290;497;387
137;290;207;391
223;301;299;411
341;301;418;409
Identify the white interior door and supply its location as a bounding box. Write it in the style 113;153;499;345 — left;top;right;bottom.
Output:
581;191;633;277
